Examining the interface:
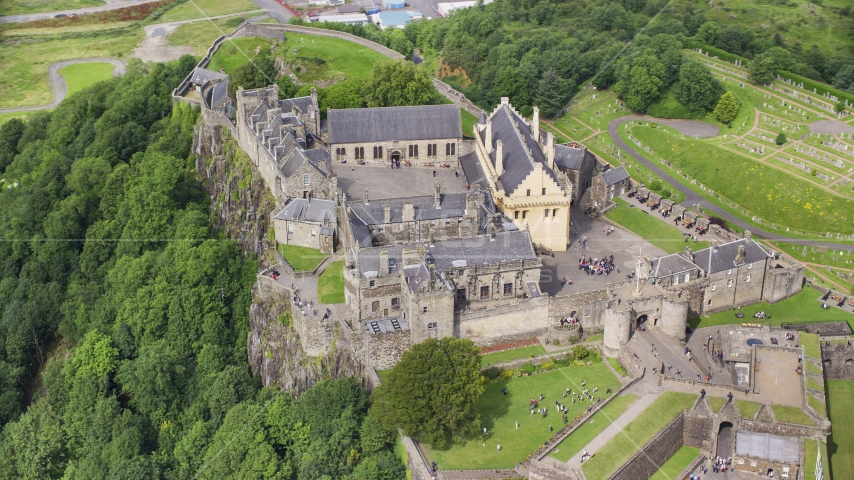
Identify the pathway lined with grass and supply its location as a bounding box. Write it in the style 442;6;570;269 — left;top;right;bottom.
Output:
549;394;637;462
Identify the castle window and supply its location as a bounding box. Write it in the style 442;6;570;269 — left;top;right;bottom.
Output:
423;307;428;314
303;174;310;185
446;220;451;226
748;263;753;270
356;147;364;160
544;209;549;218
727;279;733;288
446;143;451;155
372;301;379;312
369;280;376;288
458;270;464;276
336;147;346;157
527;189;531;197
522;210;527;219
428;322;437;329
542;188;546;195
708;299;713;305
503;283;513;296
514;211;519;219
391;297;399;308
727;269;732;275
553;208;558;217
373;146;383;159
445;143;455;156
410;144;420;157
673;275;679;285
685;273;690;282
427;144;432;156
745;274;751;282
480;285;490;300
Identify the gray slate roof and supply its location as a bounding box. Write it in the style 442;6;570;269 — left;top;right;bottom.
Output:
190;67;227;86
279;96;315;115
652;253;699;277
554;144;585;170
602;165;630;186
348;193;468;225
460;151;487;189
328;105;461;144
483;105;558;195
209;79;230;108
692;238;770;274
274;198;336;225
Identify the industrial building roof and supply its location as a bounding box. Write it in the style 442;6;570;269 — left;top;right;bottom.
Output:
328;104;461;144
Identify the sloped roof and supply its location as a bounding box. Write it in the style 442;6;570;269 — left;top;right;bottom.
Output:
190;67;227;86
652;253;699;277
337;4;362;13
274;198;336;224
460;151;487;189
210;78;230;108
348;192;468;225
602;165;630;186
279;96;314;115
692;238;770;274
328;105;461;144
554;144;585;170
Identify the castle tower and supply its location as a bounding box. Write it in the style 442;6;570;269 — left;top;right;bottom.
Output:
603;308;632;357
660;299;689;340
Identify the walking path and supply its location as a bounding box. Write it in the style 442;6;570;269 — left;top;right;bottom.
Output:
0;0;162;24
563;392;661;470
0;58;125;114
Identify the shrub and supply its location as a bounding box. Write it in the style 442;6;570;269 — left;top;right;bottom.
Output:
521;363;536;374
775;132;787;145
572;359;587;367
484;367;500;379
513;367;522;377
541;360;556;371
551;338;561;346
648;179;663;191
499;368;514;379
573;345;590;360
555;358;571;367
811;169;818;176
661;189;673;198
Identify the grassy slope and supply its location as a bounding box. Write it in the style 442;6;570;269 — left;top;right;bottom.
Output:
735;400;761;419
158;0;258;23
0;0;103;16
167;16;248;55
278;244;325;272
317;260;344;304
424;363;621;470
771;405;815;426
0;112;33;125
801;333;821;360
629;125;854;234
277;33;389;84
691;285;854;330
58;62;115;97
208;37;274;74
708;396;725;413
648;446;701;480
771;241;854;270
581;392;697;480
605;198;710;254
606;357;627;376
460;108;478;137
481;344;548;367
549;394;637;462
828;380;854;479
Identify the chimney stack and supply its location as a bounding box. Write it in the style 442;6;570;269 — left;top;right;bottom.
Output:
383;204;391;224
496;140;504;178
485;118;493;153
546;131;555;171
744;230;752;240
683;246;694;262
501;97;509;106
379;251;389;275
434;182;441;209
533;106;540;142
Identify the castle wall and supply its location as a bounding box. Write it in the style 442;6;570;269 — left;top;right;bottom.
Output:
367;330;410;371
609;413;687;480
330;138;460;166
762;260;805;304
821;343;854;381
367;217;477;246
456;296;549;345
660;299;689;340
662;277;708;319
548;289;609;330
407;289;455;344
603;308;632;357
274;219;327;250
683;411;714;450
702;260;767;315
292;304;338;357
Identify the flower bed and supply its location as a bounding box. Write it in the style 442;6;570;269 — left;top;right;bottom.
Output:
480;337;539;355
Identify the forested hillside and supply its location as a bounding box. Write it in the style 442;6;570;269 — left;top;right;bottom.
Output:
0;58;402;479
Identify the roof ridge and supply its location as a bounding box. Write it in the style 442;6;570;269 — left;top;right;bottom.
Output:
504;106;536;170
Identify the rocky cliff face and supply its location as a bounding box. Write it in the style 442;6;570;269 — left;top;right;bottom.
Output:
194;119;364;394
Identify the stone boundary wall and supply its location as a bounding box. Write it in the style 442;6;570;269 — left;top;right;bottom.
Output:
201;108;238;140
608;413;686;480
822;342;854;381
617;347;645;378
401;435;432;480
676;454;706;480
547;324;582;344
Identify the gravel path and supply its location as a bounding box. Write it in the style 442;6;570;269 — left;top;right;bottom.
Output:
0;57;125;114
613;114;720;138
608;116;854;250
0;0;162;24
808;119;854;135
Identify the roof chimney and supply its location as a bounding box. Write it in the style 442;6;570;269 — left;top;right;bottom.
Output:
364;188;369;204
434;182;441;209
380;251;389;275
533;106;540;142
734;244;746;264
383;204;391;224
485;118;493;153
546;132;555;171
744;230;752;240
500;97;509;106
683;246;694;263
495;140;504;178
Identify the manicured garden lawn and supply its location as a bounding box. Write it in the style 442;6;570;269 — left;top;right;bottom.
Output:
735;400;761;419
771;405;815;426
0;0;102;16
606;357;627;377
629;125;854;234
801;333;821;360
581;392;697;480
708;396;725;413
423;362;622;470
460;108;478;137
605;198;710;254
279;244;325;272
158;0;259;22
59;62;116;97
317;260;344;304
649;446;701;480
690;288;854;330
481;344;547;367
277;33;389;84
828;380;854;478
806;361;822;375
549;394;637;462
208;37;274;74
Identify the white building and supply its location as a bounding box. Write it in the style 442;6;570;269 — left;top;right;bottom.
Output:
437;0;493;17
315;12;370;24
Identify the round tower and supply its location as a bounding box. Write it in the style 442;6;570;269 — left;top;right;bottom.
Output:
603;308;632;358
660;299;689;340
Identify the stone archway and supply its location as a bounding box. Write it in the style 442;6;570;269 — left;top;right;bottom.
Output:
716;421;734;458
391;151;401;167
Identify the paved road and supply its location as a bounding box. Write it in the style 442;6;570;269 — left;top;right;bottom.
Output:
0;58;125;114
808;119;854;135
608;116;854;251
0;0;161;24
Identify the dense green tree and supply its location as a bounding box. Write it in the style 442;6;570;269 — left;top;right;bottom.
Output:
371;338;483;449
776;132;787;145
675;61;723;113
755;46;796;72
323;79;367;110
616;55;667;112
834;64;854;91
713;91;741;125
229;54;277;96
695;21;720;46
535;69;567;118
836;100;847;115
715;25;753;55
276;75;299;99
364;60;436;107
0;118;25;173
748;56;776;85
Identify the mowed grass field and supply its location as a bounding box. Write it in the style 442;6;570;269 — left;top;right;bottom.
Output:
649;446;701;480
0;0;102;16
277;33;389;84
59;62;116;97
581;392;697;480
629;125;854;234
158;0;258;23
424;362;621;470
828;380;854;479
549;394;637;462
317;260;344;304
691;288;854;330
605;198;710;254
208;37;274;74
279;244;325;272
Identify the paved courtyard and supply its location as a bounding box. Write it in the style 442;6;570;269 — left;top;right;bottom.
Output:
752;348;803;407
335;163;468;199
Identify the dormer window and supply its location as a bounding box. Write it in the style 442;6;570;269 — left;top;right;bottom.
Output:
747;263;753;270
727;269;732;275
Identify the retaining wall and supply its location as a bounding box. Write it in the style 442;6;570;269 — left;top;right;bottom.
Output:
609;413;686;480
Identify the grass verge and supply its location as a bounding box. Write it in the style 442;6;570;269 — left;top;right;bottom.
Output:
606;357;627;377
828;380;854;478
605;197;709;254
649;445;701;480
158;0;258;22
549;394;637;462
735;400;761;419
278;244;325;272
317;260;344;304
771;405;815;426
59;62;116;97
708;397;725;413
801;333;821;360
460;108;478;137
481;344;547;367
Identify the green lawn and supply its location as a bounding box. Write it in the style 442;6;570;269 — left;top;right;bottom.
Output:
581;392;697;480
809;393;827;418
0;111;32;125
828;380;854;479
807;376;825;393
735;400;761;419
605;198;710;254
481;344;547;367
802;333;821;360
690;288;854;330
629;125;854;234
158;0;259;22
587;334;603;343
708;396;725;413
423;362;622;470
59;62;116;97
394;435;413;480
277;33;389;85
168;16;248;55
549;394;637;462
279;244;325;272
771;405;815;426
806;361;822;375
460;108;478;137
804;439;830;480
208;37;274;74
317;260;344;304
606;357;627;377
0;0;103;16
649;446;701;480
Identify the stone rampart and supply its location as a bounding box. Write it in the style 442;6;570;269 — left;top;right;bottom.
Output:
367;330;409;371
820;342;854;381
609;413;686;480
548;288;609;329
683;411;714;449
617;347;645;378
400;436;432;480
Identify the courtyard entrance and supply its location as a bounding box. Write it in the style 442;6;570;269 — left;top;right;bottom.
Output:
391;151;401;168
717;421;733;457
